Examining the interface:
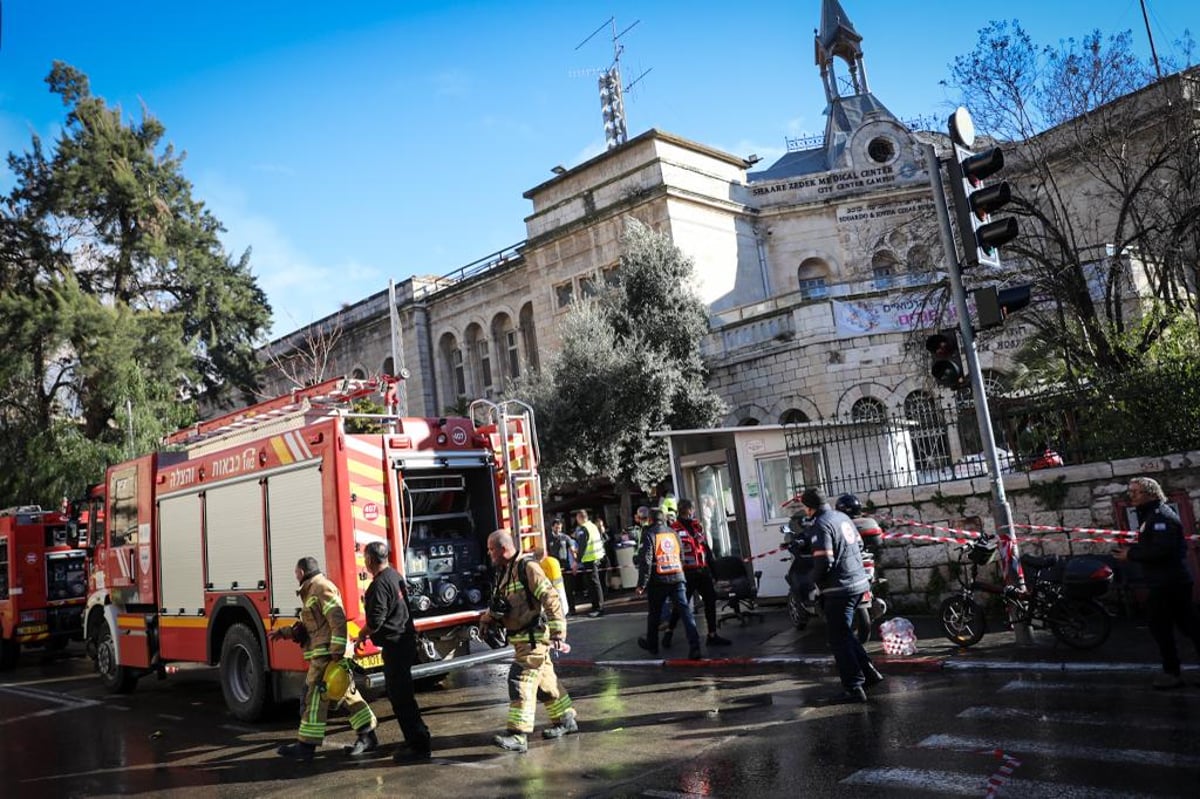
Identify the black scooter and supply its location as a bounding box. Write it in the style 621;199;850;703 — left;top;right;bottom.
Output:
781;519;886;643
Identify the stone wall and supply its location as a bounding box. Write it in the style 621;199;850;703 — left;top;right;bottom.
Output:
864;451;1200;613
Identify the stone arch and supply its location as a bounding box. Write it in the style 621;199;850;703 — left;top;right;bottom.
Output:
382;356;395;377
851;396;887;422
724;404;769;427
906;243;933;271
350;365;367;380
871;250;901;289
769;395;821;424
797;256;832;300
835;382;893;418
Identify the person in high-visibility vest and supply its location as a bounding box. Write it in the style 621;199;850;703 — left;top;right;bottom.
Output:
635;508;701;660
573;509;605;617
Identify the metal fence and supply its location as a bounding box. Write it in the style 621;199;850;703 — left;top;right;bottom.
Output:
783;377;1200;497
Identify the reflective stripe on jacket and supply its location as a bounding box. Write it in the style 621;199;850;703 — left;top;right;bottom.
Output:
298;572;348;661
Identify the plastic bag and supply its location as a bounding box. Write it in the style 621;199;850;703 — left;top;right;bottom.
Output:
879;617;918;656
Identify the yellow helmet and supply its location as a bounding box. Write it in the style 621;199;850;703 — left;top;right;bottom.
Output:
323;660;353;701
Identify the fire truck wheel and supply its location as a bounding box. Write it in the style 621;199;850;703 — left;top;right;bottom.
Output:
0;637;19;670
220;623;270;722
96;624;137;693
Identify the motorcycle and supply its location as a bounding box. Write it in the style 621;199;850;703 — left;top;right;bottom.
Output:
939;538;1113;649
780;519;887;643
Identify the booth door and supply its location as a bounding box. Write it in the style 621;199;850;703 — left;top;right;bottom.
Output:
685;459;743;560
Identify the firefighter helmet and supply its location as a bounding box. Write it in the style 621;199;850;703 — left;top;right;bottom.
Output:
323;660;353;701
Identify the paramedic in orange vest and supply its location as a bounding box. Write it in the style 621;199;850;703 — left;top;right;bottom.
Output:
664;498;732;649
635;508;702;660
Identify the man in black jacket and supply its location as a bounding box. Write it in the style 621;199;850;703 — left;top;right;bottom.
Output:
800;488;883;703
359;541;433;761
1117;477;1200;690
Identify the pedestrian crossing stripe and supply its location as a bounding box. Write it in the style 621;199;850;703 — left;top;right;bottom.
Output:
918;733;1200;768
842;766;1158;798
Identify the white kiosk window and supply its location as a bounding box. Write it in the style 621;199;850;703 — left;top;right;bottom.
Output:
758;452;822;520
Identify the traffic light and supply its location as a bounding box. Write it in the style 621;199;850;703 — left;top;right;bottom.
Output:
947;108;1018;269
925;329;966;389
974;285;1033;329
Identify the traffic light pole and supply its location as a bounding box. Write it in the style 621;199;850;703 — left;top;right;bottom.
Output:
924;143;1031;645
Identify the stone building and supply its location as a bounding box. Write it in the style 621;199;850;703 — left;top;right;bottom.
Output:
258;0;1191;483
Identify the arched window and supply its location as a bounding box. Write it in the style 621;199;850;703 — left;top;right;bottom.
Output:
464;323;491;397
797;257;831;301
519;302;539;372
780;409;810;424
382;357;395;376
904;390;950;474
738;417;761;426
351;367;366;380
491;312;519;385
851;397;887;423
438;333;466;400
906;244;932;272
871;251;900;290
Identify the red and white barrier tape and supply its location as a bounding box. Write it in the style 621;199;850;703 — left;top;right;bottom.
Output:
980;747;1022;798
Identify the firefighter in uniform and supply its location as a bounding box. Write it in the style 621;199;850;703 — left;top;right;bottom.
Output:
636;508;702;660
573;509;605;617
664;498;732;648
483;529;578;753
272;556;378;761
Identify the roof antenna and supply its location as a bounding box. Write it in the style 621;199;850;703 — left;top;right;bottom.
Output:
575;17;651;151
1139;0;1163;80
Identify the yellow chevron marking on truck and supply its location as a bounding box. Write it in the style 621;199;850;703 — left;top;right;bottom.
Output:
271;436;294;465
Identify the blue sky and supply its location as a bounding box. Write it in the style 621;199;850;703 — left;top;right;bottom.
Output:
0;1;1193;337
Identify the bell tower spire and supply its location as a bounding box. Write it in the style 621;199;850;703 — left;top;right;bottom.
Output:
814;0;869;103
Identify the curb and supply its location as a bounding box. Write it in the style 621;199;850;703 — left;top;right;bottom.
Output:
942;660;1167;673
556;654;1169;675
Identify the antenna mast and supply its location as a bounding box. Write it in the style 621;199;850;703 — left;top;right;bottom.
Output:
577;17;649;151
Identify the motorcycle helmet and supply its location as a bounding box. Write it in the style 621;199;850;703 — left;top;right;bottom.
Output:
835;493;862;517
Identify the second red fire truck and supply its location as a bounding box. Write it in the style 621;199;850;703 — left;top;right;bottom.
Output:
78;377;546;720
0;505;88;669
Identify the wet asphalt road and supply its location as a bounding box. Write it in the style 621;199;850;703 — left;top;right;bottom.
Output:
2;645;1199;798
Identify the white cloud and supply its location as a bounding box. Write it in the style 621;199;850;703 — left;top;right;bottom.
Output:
196;171;383;339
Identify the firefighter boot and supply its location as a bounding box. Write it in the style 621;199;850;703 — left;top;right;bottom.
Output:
542;711;579;740
345;729;379;757
494;732;528;753
277;741;316;762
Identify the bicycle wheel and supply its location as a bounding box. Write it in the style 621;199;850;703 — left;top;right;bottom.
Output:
939;595;986;646
1049;598;1111;650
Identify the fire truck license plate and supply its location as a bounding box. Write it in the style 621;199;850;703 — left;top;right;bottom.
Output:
355;653;384;670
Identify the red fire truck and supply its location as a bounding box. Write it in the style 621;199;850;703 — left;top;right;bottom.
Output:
79;377;546;720
0;505;88;668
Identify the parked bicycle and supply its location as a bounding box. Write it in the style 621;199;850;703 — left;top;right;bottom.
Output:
939;538;1114;650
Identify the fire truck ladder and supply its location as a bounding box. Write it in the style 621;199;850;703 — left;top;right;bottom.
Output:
470;399;546;556
164;376;383;450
